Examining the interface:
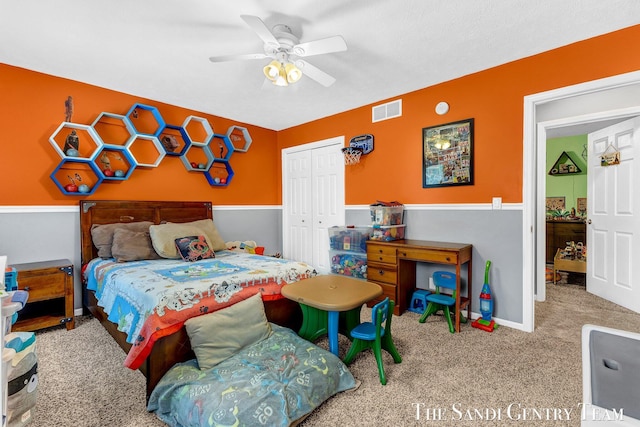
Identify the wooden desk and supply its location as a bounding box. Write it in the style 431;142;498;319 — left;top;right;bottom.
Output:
281;275;382;356
366;239;472;332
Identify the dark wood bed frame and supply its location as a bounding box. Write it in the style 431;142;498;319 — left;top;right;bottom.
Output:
79;200;301;401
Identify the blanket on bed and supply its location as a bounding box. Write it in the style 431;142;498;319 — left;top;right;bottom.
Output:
148;325;358;427
84;251;316;370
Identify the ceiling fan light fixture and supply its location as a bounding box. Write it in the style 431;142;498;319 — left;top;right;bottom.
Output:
274;65;289;86
285;63;302;83
263;60;281;81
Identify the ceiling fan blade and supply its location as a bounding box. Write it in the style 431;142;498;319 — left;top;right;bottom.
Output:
295;60;336;87
209;53;269;62
293;35;347;57
240;15;280;48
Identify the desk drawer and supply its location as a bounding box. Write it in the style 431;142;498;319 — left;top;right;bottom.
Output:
367;245;397;264
367;263;397;285
397;248;458;264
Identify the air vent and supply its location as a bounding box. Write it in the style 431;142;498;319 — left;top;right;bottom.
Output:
372;99;402;123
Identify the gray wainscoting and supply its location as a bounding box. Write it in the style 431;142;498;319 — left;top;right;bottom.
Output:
0;206;284;311
1;205;523;325
346;207;523;324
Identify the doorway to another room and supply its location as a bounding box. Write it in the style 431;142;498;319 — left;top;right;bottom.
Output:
523;70;640;332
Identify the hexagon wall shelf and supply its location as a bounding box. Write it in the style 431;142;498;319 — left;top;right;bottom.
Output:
126;103;165;136
180;143;214;172
91;113;135;147
205;159;234;186
158;124;192;157
182;116;214;145
93;147;136;181
49;105;245;194
51;158;103;196
126;134;166;167
49;122;102;160
211;134;234;160
226;126;252;153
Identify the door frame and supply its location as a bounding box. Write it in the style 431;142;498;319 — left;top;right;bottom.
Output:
523;70;640;332
281;136;345;261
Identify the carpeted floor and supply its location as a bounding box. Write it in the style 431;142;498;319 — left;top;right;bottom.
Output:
28;282;640;426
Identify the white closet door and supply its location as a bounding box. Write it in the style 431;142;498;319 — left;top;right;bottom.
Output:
282;137;345;272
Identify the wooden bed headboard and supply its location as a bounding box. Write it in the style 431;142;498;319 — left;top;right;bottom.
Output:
79;200;213;266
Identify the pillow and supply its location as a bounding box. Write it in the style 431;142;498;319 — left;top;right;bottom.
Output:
175;235;215;262
187;219;226;251
91;221;154;259
111;228;162;262
185;293;272;370
149;219;226;259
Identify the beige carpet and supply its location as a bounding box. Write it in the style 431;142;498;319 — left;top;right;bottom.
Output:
29;283;640;426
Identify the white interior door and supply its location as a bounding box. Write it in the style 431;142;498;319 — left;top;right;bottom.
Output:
587;116;640;313
311;144;345;272
283;149;313;264
282;137;345;272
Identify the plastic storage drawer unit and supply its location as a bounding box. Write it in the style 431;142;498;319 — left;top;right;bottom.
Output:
370;204;404;226
328;226;370;253
330;250;368;279
370;224;406;241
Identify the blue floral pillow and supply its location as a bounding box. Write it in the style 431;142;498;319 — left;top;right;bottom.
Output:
175;235;215;262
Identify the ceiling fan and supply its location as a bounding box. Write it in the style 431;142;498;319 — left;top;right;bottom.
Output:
209;15;347;87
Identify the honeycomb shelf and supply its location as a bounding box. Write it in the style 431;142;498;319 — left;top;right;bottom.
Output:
49;106;243;195
158;124;192;157
93;146;136;181
182;116;214;145
211;134;234;160
51;158;103;196
180;142;214;172
91;113;136;148
204;159;234;186
49;122;102;160
126;134;165;167
226;126;252;153
126;103;165;137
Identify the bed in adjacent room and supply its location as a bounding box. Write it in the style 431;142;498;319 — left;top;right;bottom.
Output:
79;200;318;400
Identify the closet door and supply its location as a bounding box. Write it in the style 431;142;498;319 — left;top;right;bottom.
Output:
282;137;345;272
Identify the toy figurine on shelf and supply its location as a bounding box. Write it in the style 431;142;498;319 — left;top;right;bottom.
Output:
63;130;80;155
472;260;498;332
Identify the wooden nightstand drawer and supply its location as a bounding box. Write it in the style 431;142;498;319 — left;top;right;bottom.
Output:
11;259;75;332
17;269;66;301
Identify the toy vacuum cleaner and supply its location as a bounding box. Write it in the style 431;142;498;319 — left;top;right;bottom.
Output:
472;260;498;332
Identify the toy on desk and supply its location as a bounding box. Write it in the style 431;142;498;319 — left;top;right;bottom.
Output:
472;260;498;332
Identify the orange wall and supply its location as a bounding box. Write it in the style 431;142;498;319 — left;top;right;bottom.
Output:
0;65;278;206
2;25;640;207
278;24;640;205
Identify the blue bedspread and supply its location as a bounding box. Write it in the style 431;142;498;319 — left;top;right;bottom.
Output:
148;325;357;427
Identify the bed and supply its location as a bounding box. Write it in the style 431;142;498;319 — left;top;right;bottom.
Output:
80;200;313;400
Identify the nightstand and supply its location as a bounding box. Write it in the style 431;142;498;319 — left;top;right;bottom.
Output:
10;259;75;331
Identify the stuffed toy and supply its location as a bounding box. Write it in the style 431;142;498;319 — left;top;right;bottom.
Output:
225;240;265;255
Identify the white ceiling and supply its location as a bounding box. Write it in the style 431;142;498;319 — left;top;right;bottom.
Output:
2;0;640;131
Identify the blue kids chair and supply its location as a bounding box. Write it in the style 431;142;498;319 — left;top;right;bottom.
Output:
342;297;402;385
418;271;462;333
